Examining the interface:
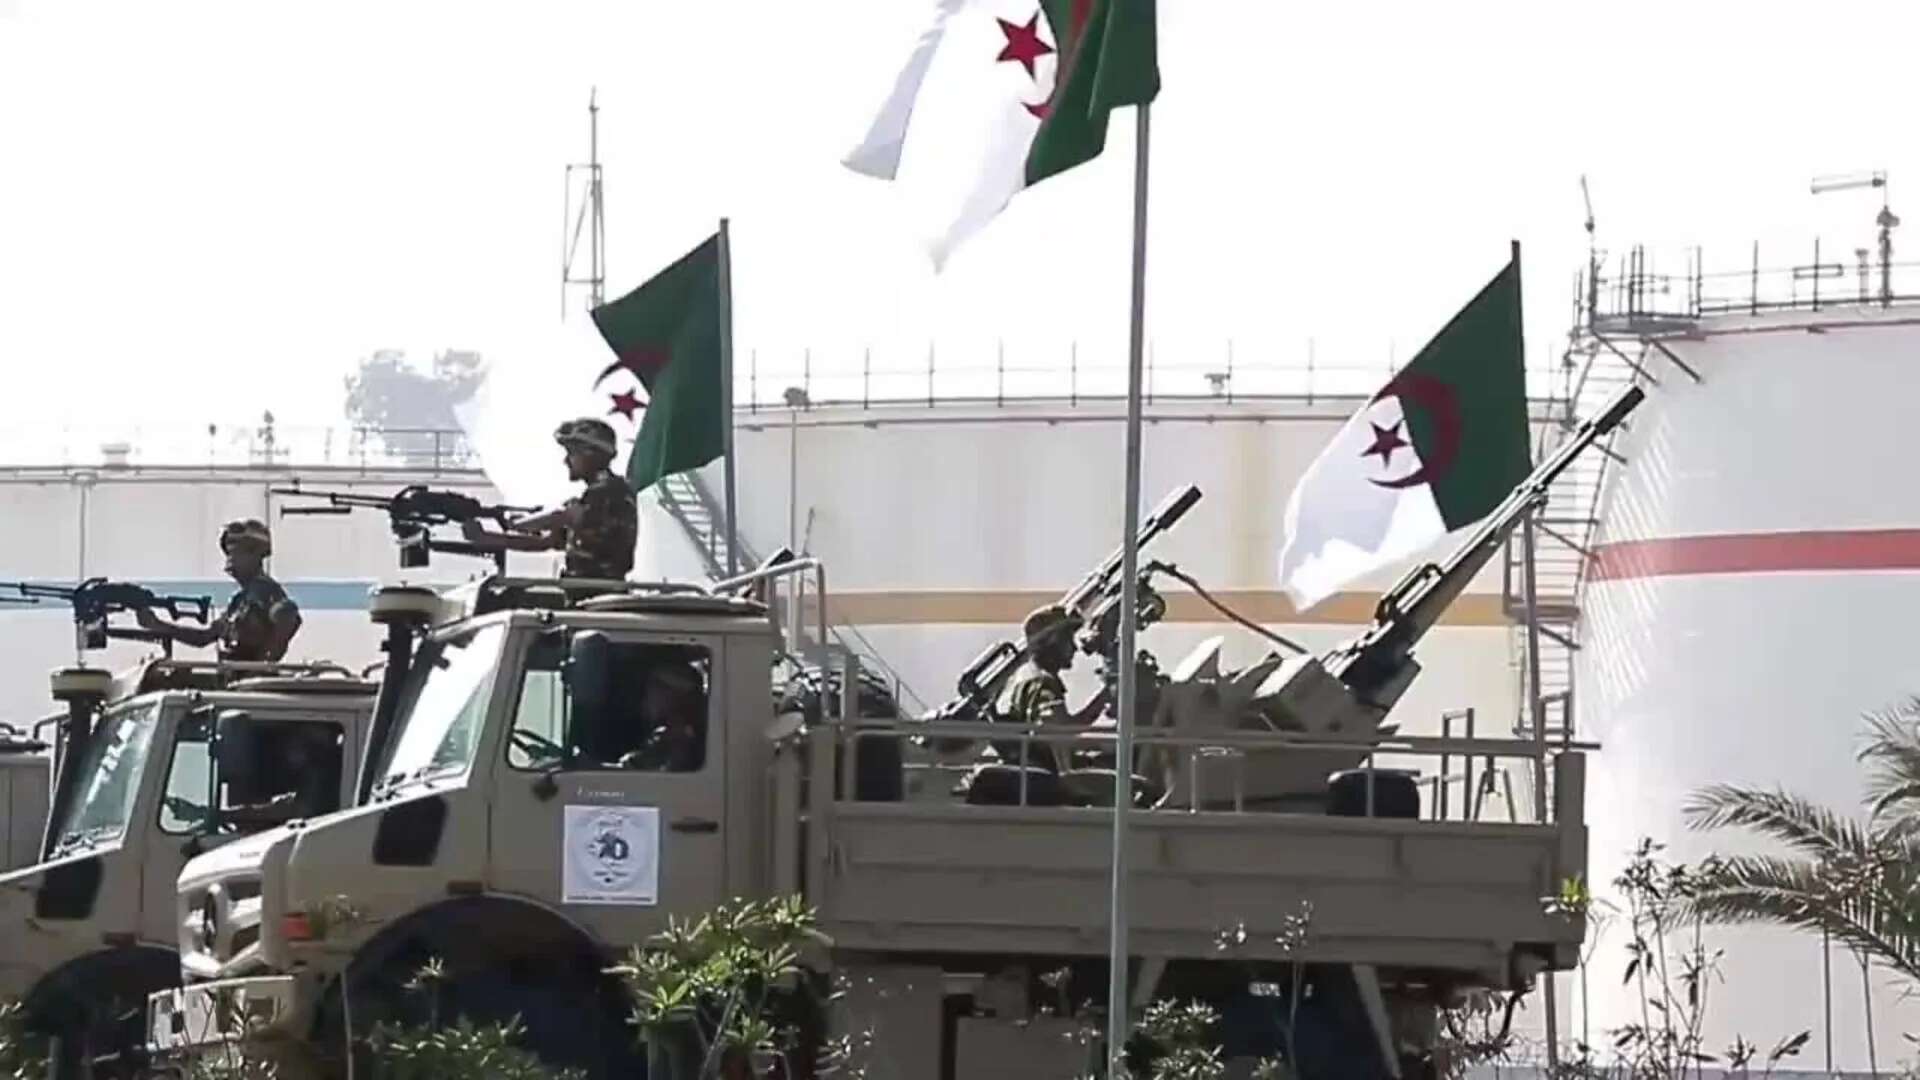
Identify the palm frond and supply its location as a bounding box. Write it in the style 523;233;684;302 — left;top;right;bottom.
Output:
1859;699;1920;823
1682;784;1879;859
1686;853;1920;984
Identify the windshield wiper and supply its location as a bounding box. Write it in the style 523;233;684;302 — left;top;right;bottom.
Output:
372;762;464;800
50;824;121;857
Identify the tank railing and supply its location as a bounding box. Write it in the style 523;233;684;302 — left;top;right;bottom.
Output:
1583;242;1920;331
9;359;1578;470
836;717;1590;827
740;347;1566;414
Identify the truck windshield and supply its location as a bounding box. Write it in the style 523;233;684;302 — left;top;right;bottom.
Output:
49;702;160;856
374;623;506;792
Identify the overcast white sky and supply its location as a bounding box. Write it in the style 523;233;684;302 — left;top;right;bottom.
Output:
4;0;1918;440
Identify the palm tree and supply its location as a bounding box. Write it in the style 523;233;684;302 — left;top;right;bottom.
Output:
1680;698;1920;986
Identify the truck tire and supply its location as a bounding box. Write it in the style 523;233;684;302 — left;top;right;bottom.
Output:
24;947;178;1080
308;898;643;1079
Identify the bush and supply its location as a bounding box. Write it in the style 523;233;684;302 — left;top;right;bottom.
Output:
0;1001;46;1080
609;895;849;1080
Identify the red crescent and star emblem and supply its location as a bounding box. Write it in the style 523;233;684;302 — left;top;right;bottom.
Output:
1362;371;1463;490
995;5;1084;120
593;348;666;426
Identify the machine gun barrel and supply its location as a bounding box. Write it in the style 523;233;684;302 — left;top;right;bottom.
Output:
1;578;214;654
945;484;1202;716
273;482;542;572
1328;383;1645;693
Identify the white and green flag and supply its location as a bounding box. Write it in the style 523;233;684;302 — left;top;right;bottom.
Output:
1278;250;1531;610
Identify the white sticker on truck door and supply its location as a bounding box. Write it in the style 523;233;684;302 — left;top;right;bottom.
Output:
562;805;660;905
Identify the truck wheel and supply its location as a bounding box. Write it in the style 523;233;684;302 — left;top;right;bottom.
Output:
313;953;643;1080
34;985;155;1080
438;963;642;1079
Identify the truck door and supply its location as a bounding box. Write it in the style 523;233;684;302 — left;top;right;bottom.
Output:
145;711;353;945
487;631;727;941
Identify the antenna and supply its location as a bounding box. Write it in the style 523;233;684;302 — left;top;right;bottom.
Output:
1579;175;1601;325
1812;170;1897;306
562;88;607;319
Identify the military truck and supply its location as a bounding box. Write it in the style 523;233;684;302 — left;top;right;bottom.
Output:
139;382;1636;1080
0;657;377;1076
1;719;53;872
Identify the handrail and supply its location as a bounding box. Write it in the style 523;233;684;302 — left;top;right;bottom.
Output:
831;716;1597;757
713;557;828;660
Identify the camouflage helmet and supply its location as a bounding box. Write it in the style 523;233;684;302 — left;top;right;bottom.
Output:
1022;604;1080;650
555;417;618;459
219;518;272;556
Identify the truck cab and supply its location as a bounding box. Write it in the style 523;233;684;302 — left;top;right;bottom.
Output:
0;718;52;872
148;571;1590;1080
0;659;375;1075
148;580;770;1074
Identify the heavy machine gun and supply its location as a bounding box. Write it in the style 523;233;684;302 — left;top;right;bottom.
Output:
2;579;213;656
273;482;539;574
934;483;1202;725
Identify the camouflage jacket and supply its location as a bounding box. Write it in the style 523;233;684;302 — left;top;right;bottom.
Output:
561;469;638;579
1005;666;1069;726
219;574;298;662
1005;665;1071;773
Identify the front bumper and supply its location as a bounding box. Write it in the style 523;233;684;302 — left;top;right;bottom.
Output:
146;973;318;1055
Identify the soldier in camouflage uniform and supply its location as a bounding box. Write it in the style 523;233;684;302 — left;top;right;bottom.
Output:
462;417;638;579
1003;605;1112;773
137;519;303;662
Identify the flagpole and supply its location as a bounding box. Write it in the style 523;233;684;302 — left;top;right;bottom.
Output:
718;216;739;577
1105;100;1151;1080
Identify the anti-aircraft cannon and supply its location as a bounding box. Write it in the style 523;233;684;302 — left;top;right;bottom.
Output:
920;384;1644;814
1127;384;1645;811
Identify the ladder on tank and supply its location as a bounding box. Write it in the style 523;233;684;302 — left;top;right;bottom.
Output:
1505;281;1704;744
653;469;927;714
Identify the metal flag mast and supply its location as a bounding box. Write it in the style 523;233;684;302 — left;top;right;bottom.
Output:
719;216;739;577
1105;100;1151;1080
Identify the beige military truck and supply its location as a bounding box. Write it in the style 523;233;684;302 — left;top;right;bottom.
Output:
146;387;1638;1078
0;657;376;1077
1;719;53;872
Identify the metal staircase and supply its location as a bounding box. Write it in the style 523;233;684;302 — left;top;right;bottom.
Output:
652;469;929;714
1505;259;1705;743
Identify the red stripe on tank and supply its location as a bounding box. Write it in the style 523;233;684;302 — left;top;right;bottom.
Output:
1589;529;1920;582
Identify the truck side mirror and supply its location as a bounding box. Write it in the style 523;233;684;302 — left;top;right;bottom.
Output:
563;631;612;728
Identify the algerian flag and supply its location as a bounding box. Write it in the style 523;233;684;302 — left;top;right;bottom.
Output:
591;232;727;494
843;0;1159;268
1278;248;1531;611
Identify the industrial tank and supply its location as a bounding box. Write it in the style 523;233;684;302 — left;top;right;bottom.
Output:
1578;303;1920;1068
638;392;1545;740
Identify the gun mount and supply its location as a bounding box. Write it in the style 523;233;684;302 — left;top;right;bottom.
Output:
1134;384;1645;808
2;579;213;658
272;482;539;574
935;483;1201;726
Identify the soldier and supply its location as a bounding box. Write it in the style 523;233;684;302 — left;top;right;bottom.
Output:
1003;605;1112;773
138;519;302;662
618;659;707;772
462;417;638;580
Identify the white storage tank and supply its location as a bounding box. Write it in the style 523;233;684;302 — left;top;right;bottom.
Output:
1578;304;1920;1068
